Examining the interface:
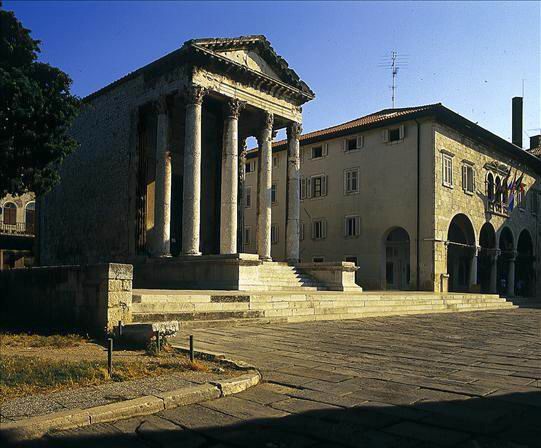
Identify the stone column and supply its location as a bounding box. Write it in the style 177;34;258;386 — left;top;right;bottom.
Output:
489;251;499;294
286;122;302;263
257;112;274;261
152;96;172;257
237;139;247;251
507;251;517;297
469;246;479;290
182;85;206;256
220;99;244;254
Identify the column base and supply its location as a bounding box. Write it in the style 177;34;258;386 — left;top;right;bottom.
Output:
259;256;273;262
182;251;202;257
153;254;172;259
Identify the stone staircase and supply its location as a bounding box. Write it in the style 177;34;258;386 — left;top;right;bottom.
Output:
129;290;516;329
251;262;324;291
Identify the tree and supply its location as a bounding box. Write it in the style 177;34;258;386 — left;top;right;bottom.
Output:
0;3;80;196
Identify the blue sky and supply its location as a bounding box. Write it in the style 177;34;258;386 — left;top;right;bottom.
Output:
6;1;540;144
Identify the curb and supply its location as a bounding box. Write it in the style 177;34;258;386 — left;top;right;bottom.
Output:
0;351;261;444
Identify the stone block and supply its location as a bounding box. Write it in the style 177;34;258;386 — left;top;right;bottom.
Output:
154;384;221;409
89;396;164;424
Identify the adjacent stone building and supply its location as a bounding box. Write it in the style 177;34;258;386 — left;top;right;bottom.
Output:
0;192;35;270
243;102;541;297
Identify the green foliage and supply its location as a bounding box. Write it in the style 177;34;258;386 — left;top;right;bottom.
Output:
0;4;80;196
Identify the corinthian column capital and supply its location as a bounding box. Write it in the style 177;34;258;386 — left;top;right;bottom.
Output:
287;122;302;140
185;84;207;105
262;111;274;131
225;98;245;119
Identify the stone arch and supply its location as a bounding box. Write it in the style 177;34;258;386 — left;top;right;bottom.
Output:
382;227;410;290
447;214;476;292
516;229;535;297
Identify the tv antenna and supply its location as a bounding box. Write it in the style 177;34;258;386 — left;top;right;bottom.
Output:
378;51;408;108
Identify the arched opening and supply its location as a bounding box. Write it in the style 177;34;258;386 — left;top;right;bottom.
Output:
487;173;494;202
25;201;36;234
447;214;476;292
516;230;534;297
497;227;514;295
478;223;496;293
384;227;410;290
495;176;502;203
3;202;17;226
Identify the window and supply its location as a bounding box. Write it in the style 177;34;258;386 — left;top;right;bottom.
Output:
299;222;304;241
312;219;327;240
487;173;495;201
245;160;255;173
311;144;328;159
310;175;328;198
462;164;475;194
245;187;252;208
383;125;405;143
271;183;277;204
244;226;251;246
272;155;279;168
344;136;363;152
344;168;360;194
25;202;35;234
312;256;324;263
442;154;453;187
344;215;360;237
271;224;279;244
3;202;16;225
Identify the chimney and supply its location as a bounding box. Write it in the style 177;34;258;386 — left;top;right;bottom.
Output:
531;135;541;150
512;96;523;147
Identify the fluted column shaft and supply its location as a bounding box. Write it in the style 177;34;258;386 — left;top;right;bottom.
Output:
257;112;274;261
286;122;302;263
220;99;244;254
152;96;172;257
182;85;205;256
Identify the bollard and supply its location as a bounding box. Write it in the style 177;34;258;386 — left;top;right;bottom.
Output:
189;335;194;362
118;320;122;338
107;338;113;377
155;330;160;354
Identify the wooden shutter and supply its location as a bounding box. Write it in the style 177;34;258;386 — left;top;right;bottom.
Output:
356;135;363;149
300;178;306;199
399;125;405;139
462;165;467;190
323;143;329;157
383;129;389;143
343;139;348;152
322;175;328;196
322;219;327;239
344;171;349;194
306;177;312;198
355;216;361;236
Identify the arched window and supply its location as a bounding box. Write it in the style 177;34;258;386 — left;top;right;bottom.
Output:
487;173;494;201
3;202;17;225
25;201;36;234
495;176;502;203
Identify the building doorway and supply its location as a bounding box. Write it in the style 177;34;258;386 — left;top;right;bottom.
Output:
497;227;514;295
384;228;410;290
447;214;476;292
516;230;534;297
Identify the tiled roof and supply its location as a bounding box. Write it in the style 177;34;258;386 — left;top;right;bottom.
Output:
269;104;440;148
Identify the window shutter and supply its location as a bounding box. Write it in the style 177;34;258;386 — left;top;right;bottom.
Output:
399;125;405;139
343;171;348;194
322;219;327;239
343;139;348;152
462;165;467;190
472;169;476;192
357;135;363;149
344;217;348;237
383;129;389;143
300;178;306;199
323;143;329;156
306;177;312;198
323;175;328;196
356;216;360;235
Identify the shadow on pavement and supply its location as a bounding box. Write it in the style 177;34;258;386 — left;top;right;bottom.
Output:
3;391;540;448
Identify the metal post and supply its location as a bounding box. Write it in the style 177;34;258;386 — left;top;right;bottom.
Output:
155;330;160;353
107;338;113;377
189;335;194;362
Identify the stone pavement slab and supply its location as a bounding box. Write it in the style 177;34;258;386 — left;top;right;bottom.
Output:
23;308;541;447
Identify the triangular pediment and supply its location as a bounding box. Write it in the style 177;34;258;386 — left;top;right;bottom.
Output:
189;36;314;98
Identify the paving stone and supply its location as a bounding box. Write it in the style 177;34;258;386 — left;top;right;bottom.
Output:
160;403;241;430
234;383;290;405
202;396;289;420
271;397;342;414
384;421;470;446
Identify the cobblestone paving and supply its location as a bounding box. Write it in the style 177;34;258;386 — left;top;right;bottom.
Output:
41;309;540;447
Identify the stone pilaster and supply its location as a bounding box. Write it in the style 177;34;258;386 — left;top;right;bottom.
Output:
257;112;274;261
286;122;302;263
182;85;206;256
507;251;517;297
152;96;172;257
220;99;244;254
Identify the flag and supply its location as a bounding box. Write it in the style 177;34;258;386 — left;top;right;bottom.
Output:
508;171;517;211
